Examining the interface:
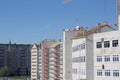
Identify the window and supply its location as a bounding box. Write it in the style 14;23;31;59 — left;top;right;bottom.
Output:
113;55;119;62
83;56;86;62
72;56;86;63
112;40;118;47
72;43;86;52
97;70;102;76
97;56;102;62
113;70;119;77
79;56;85;62
104;55;110;62
97;42;102;48
105;70;110;76
72;46;78;52
104;41;110;48
79;69;86;76
81;44;84;49
72;68;77;74
82;43;85;49
78;45;81;50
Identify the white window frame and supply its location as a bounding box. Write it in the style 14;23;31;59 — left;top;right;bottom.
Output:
113;70;119;77
112;40;118;47
97;56;102;62
96;42;102;48
113;55;119;62
105;70;111;76
104;55;110;62
104;41;110;48
97;70;102;76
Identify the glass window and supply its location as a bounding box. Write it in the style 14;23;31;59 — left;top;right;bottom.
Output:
105;70;110;76
97;42;102;48
72;68;77;74
79;69;86;76
104;41;110;48
78;56;85;62
83;56;86;62
113;70;119;77
112;40;118;47
81;44;83;49
78;44;81;50
104;55;110;62
75;46;78;51
113;55;119;62
72;56;86;63
83;43;85;49
97;56;102;62
97;70;102;76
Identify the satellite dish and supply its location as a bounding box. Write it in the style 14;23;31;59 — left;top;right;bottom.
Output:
76;26;80;30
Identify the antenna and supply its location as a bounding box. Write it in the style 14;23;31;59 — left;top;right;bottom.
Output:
104;0;107;22
116;0;120;27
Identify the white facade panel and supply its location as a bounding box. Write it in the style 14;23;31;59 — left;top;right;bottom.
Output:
72;38;86;80
93;31;120;80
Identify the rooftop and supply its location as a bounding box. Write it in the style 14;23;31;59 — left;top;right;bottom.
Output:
73;22;114;39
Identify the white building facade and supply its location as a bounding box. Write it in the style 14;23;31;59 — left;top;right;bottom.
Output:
93;30;120;80
70;23;116;80
72;38;86;80
31;44;42;80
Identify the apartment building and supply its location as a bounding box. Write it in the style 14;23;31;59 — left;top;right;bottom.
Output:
49;42;62;80
0;42;31;76
42;40;57;80
31;44;41;80
31;39;63;80
0;45;7;68
60;43;63;80
71;23;114;80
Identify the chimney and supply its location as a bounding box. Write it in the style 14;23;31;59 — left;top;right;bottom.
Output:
97;23;101;33
80;26;84;31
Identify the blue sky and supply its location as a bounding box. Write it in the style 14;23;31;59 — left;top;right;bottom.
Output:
0;0;117;44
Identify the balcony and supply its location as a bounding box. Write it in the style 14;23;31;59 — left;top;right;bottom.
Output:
44;67;48;71
44;56;48;60
44;64;48;67
44;59;48;63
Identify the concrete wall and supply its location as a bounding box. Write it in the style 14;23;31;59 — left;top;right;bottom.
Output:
63;29;81;80
86;35;94;80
